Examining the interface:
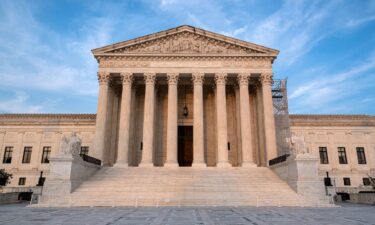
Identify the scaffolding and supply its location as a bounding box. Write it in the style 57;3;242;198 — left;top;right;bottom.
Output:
272;78;292;156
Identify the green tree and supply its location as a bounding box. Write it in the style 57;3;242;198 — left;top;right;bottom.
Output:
0;169;13;186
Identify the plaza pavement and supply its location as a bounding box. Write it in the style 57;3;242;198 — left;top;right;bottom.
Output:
0;203;374;225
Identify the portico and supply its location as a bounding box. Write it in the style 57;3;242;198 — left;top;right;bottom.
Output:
91;25;279;168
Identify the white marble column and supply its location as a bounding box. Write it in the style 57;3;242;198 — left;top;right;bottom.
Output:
165;73;179;167
255;83;266;166
139;73;156;167
238;73;255;167
116;73;133;167
192;72;206;167
261;73;278;163
93;72;111;165
215;73;231;167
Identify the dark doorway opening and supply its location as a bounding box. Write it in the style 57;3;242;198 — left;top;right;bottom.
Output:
178;126;193;167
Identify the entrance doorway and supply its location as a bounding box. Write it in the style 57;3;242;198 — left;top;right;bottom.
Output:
178;126;193;167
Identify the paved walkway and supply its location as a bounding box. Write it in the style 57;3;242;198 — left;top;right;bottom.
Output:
0;203;374;225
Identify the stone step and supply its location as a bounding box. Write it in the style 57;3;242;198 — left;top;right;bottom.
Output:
50;166;323;207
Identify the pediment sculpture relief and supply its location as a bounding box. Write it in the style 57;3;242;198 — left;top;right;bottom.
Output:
109;32;263;54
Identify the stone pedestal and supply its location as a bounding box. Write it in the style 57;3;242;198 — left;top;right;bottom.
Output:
40;154;100;205
271;153;326;201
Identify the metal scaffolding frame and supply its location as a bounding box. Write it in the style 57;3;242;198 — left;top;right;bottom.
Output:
272;78;292;156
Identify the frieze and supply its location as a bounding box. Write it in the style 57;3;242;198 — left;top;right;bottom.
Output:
99;58;272;69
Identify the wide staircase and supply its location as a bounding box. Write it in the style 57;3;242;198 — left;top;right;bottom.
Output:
45;166;331;207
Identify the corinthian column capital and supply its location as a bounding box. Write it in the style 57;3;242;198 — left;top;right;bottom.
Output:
167;73;179;85
237;73;250;86
144;73;156;85
120;72;134;85
214;73;227;85
97;72;111;85
192;72;205;85
260;73;273;85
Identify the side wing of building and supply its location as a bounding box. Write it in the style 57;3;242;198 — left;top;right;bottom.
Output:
0;114;96;187
289;114;375;191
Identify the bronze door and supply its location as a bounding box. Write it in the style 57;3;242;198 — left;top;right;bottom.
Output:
178;126;193;167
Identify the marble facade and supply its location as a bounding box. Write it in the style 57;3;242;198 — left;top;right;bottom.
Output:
0;26;374;200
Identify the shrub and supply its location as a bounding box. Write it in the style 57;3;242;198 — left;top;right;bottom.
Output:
0;169;13;186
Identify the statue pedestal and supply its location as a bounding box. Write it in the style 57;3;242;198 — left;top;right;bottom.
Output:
271;153;326;201
40;154;100;206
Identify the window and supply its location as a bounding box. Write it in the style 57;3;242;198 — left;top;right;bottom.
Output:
338;147;347;164
2;146;13;164
22;147;32;163
319;147;329;164
80;146;89;156
363;178;371;186
356;147;366;164
18;177;26;186
41;146;51;164
343;177;351;186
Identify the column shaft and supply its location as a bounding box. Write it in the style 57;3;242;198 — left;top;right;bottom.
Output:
93;72;111;165
139;73;156;167
192;73;206;167
165;73;179;167
116;73;133;167
238;74;255;167
256;84;266;166
261;74;278;163
215;73;231;167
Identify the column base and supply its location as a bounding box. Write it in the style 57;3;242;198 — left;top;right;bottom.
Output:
216;162;232;168
241;162;257;168
114;162;129;168
192;163;207;168
164;163;179;168
138;163;154;168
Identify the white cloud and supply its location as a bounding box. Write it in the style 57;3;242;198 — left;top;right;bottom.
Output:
346;15;375;28
289;52;375;113
0;91;42;113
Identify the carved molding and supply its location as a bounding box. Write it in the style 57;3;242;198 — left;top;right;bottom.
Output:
97;72;111;85
120;72;134;85
237;73;250;86
192;72;205;85
167;73;179;85
260;73;273;85
98;57;272;69
214;73;227;85
144;73;156;85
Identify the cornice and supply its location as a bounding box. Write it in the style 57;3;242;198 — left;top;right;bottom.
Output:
92;25;279;56
0;114;96;126
289;114;375;127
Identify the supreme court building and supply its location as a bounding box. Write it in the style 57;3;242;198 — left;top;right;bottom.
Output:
1;25;375;206
92;25;278;168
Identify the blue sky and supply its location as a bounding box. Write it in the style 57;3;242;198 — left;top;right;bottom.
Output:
0;0;374;114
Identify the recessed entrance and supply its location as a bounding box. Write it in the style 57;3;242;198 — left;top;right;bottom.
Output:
178;126;193;167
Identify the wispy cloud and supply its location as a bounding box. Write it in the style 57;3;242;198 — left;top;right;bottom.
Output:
0;91;42;113
289;52;375;113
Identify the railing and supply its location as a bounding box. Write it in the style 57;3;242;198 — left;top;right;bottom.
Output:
269;154;290;166
80;154;101;166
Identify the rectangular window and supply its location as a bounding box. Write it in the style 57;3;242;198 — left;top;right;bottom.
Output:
22;147;32;163
363;178;371;186
2;146;13;164
80;146;89;156
343;177;351;186
319;147;329;164
338;147;348;164
41;146;51;164
18;177;26;186
356;147;366;164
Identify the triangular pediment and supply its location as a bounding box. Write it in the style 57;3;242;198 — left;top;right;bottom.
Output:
92;25;279;57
